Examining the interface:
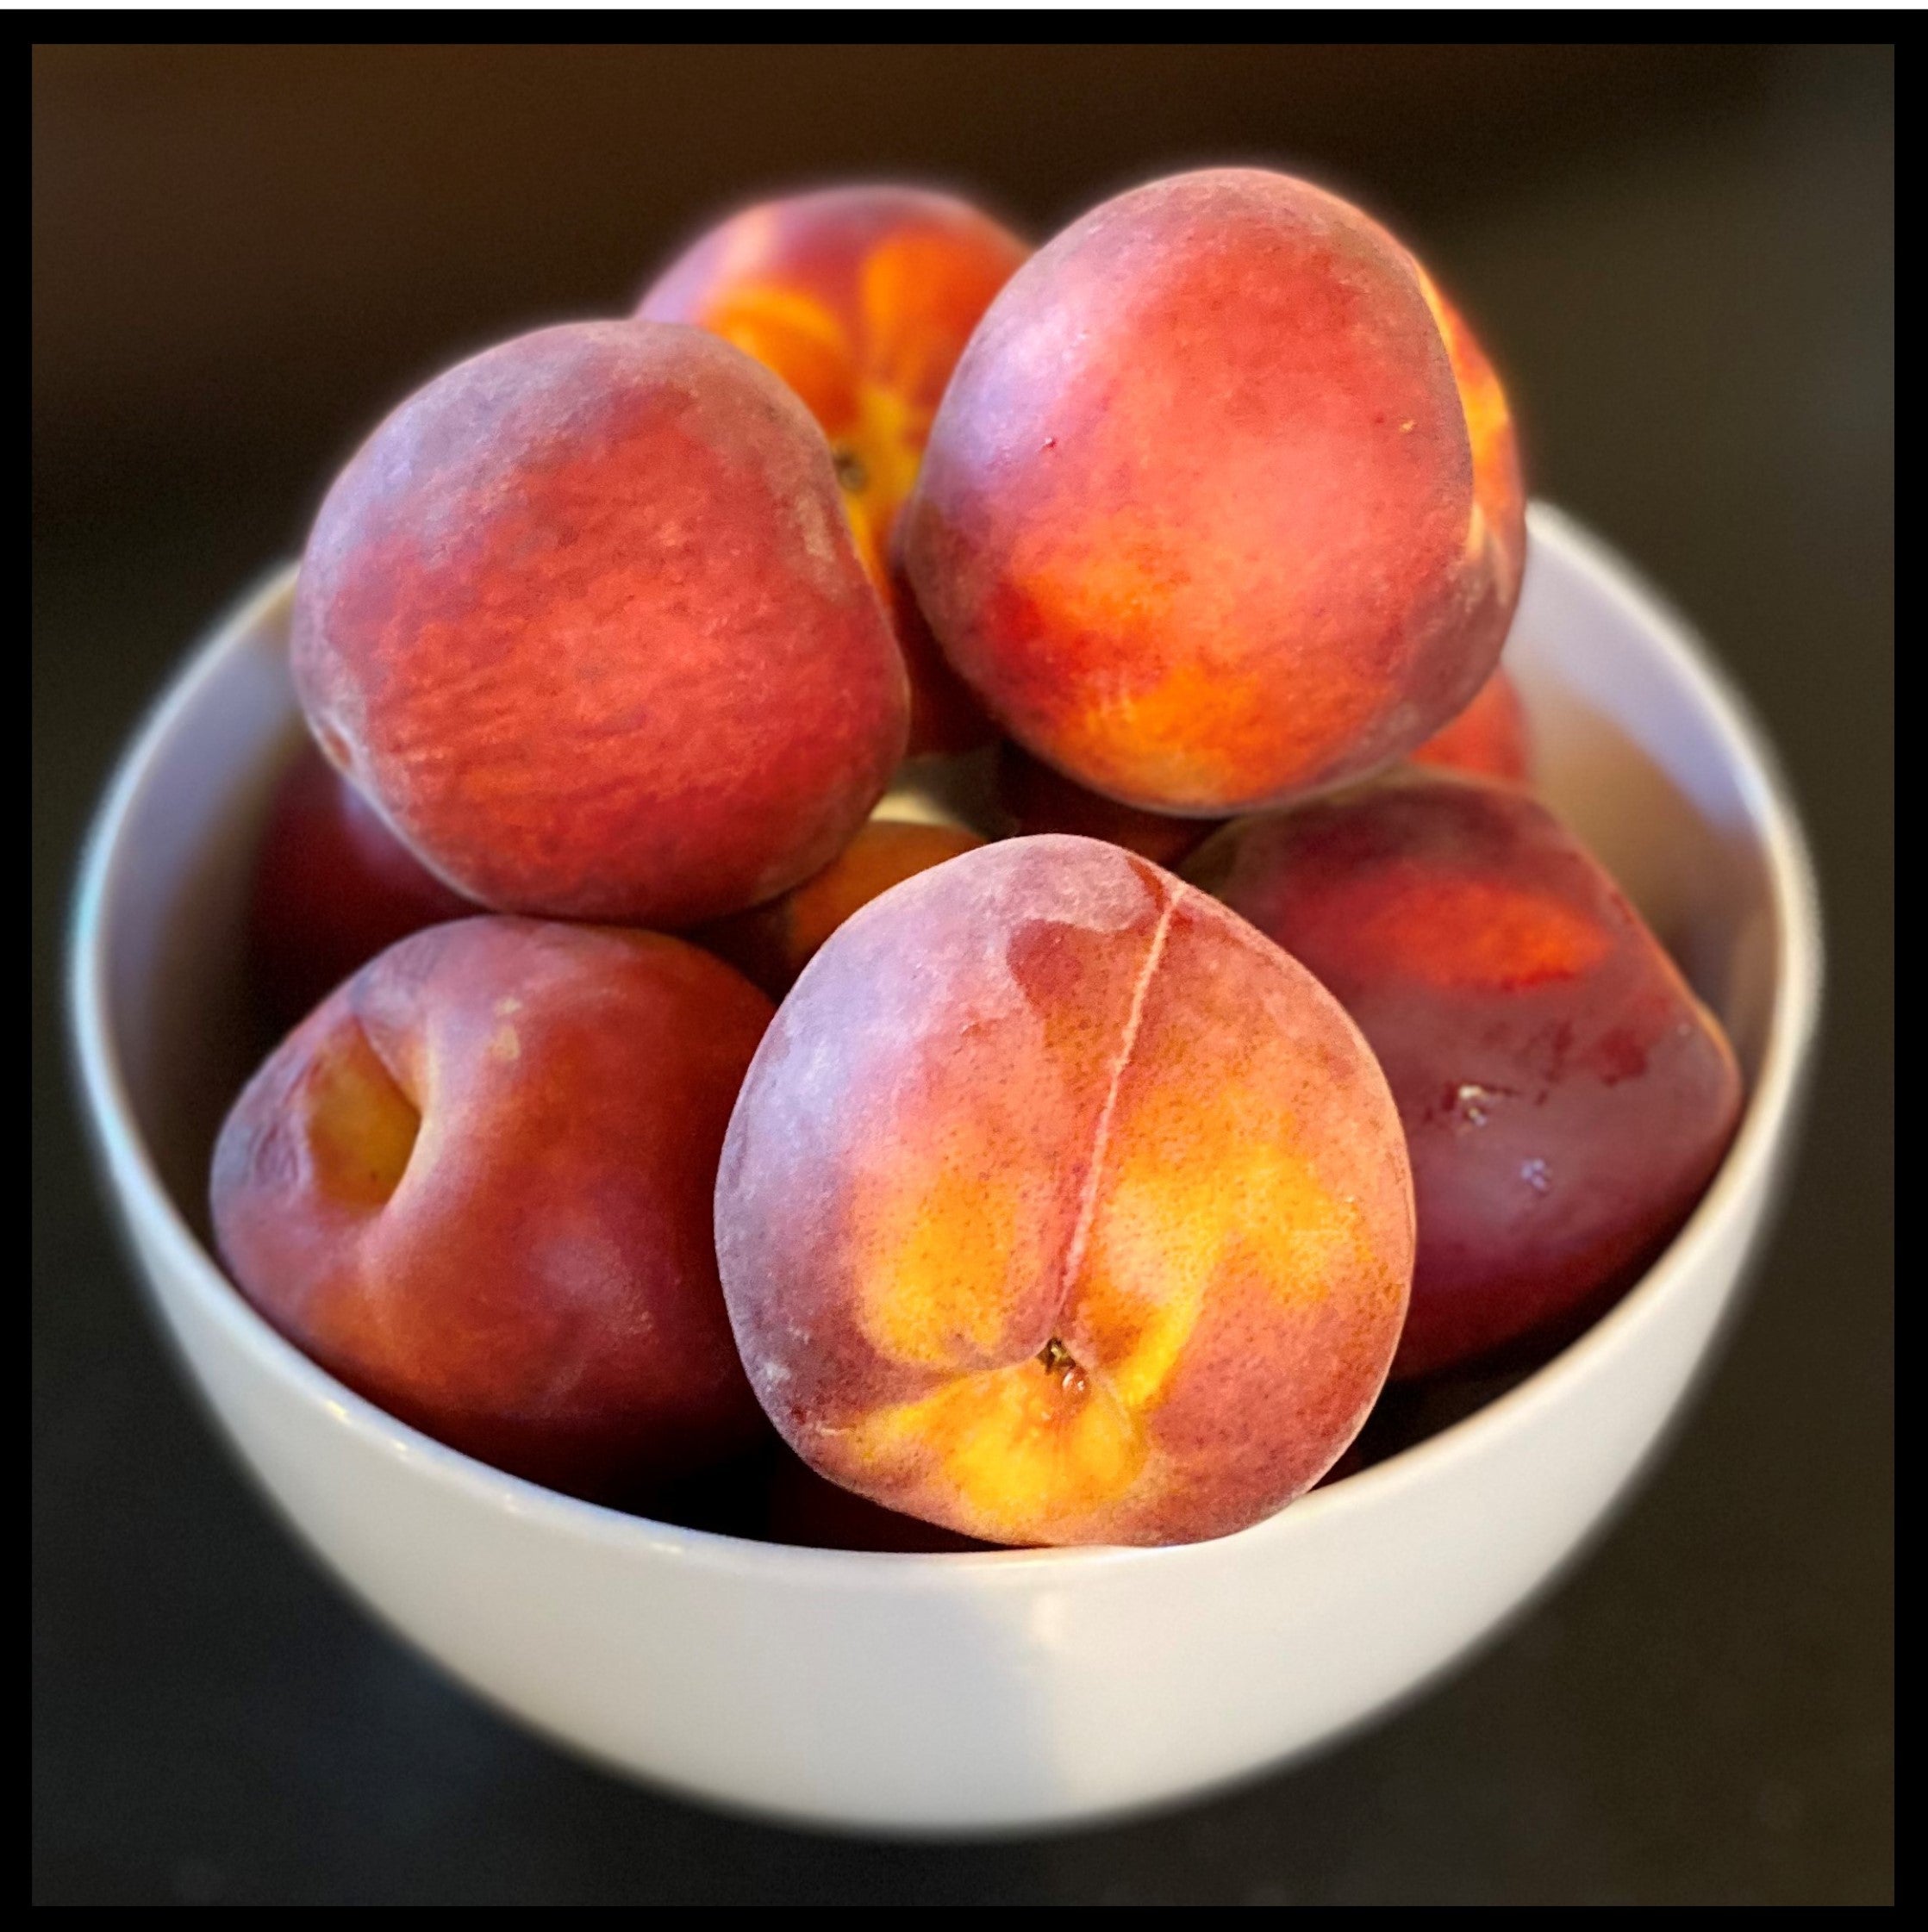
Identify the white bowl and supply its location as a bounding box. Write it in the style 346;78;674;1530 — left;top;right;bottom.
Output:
69;504;1821;1835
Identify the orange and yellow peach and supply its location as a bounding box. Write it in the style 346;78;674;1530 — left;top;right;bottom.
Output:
714;835;1415;1547
639;185;1029;754
292;321;908;927
212;918;775;1501
1410;665;1532;784
1185;774;1743;1379
699;817;985;998
902;168;1526;813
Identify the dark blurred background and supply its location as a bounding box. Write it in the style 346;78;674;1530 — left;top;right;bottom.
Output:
34;45;1892;1905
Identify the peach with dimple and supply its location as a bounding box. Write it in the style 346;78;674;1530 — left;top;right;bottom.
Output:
1184;774;1743;1379
902;168;1527;812
293;321;908;927
211;917;774;1502
714;835;1414;1548
698;818;986;998
639;186;1029;755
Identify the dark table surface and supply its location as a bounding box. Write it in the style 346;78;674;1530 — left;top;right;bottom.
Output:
34;46;1892;1904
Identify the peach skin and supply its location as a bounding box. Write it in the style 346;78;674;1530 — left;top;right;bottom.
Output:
699;818;985;998
249;739;476;1031
714;835;1415;1548
902;168;1528;812
1406;267;1527;666
1185;774;1743;1380
995;741;1225;868
211;917;775;1502
1410;665;1533;784
292;320;908;927
639;185;1030;754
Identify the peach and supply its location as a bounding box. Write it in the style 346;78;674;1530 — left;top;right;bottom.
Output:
715;835;1414;1547
1410;665;1532;784
292;321;908;927
638;185;1029;755
1184;774;1744;1379
995;741;1224;868
211;917;774;1501
886;577;999;760
902;168;1527;813
699;817;985;998
249;740;476;1029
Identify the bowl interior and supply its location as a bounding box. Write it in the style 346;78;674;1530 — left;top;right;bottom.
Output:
75;503;1806;1531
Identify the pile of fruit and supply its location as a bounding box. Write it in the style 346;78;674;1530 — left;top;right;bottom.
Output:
212;170;1743;1552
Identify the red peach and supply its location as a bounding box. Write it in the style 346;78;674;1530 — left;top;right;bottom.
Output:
1185;774;1744;1379
211;917;774;1501
887;567;998;759
292;321;908;926
902;168;1527;812
715;835;1414;1548
249;739;476;1030
995;741;1225;868
1410;665;1532;784
699;817;985;998
639;186;1029;755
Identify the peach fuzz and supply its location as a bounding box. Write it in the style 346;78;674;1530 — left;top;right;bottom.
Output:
699;818;985;998
714;835;1415;1548
639;185;1029;755
292;320;908;927
249;740;476;1031
995;741;1224;868
1184;774;1743;1380
1410;665;1532;784
211;918;774;1502
902;168;1527;813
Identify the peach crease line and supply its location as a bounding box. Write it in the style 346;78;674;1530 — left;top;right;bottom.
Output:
1055;879;1176;1316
